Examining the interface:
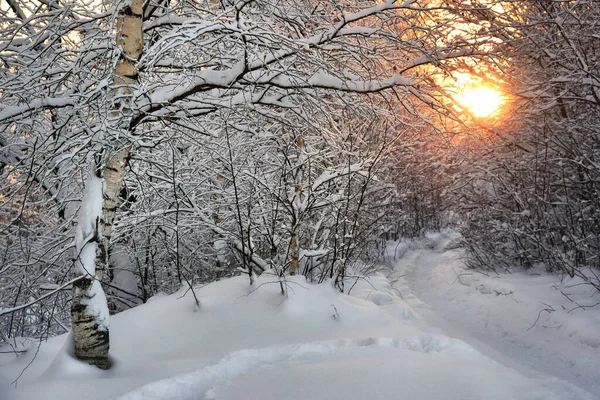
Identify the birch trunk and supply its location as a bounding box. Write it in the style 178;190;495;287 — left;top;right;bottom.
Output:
71;0;143;369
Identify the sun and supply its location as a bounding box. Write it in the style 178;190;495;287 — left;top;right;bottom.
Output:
455;87;504;118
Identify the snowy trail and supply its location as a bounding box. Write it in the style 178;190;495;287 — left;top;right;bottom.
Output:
390;235;600;399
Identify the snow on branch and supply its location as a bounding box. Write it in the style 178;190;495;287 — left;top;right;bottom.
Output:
265;72;412;93
312;161;370;192
0;97;75;123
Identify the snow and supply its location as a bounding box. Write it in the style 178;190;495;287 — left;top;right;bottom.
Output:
117;336;566;400
69;168;109;332
138;59;246;114
390;231;600;398
1;233;599;400
74;171;104;276
80;280;110;332
307;71;412;92
0;97;75;123
311;161;367;192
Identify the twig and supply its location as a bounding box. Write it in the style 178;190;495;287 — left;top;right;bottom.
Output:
567;302;600;313
237;279;309;300
11;337;43;386
0;350;28;354
452;267;473;286
527;302;555;331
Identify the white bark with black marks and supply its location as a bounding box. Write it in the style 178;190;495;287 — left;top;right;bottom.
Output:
71;0;143;369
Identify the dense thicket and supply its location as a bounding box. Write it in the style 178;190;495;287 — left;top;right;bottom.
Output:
453;1;600;290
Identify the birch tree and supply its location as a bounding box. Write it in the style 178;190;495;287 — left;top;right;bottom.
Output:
70;0;144;369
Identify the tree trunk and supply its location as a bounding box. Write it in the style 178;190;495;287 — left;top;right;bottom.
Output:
71;0;143;369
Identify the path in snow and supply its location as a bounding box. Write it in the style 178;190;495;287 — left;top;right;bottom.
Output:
389;233;600;398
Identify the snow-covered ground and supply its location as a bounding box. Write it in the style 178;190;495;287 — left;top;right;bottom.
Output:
390;232;600;398
1;232;599;400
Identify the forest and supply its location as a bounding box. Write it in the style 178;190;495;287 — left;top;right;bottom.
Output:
0;1;599;398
